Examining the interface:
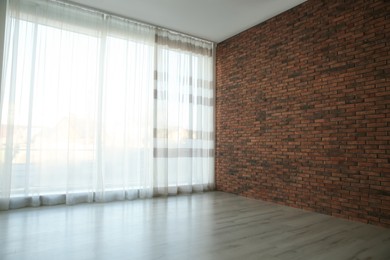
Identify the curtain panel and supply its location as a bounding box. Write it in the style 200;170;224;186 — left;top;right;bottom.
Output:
0;0;215;210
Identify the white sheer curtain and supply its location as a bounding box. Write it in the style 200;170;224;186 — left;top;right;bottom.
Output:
154;30;214;195
0;0;214;210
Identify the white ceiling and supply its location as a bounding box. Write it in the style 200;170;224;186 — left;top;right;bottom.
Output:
70;0;307;43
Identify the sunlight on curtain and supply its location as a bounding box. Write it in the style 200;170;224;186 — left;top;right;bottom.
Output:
0;0;214;210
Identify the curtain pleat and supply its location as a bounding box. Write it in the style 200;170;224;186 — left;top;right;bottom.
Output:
0;0;214;210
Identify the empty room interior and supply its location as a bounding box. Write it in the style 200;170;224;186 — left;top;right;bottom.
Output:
0;0;389;259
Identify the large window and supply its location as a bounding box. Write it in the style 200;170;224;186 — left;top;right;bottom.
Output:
0;0;214;209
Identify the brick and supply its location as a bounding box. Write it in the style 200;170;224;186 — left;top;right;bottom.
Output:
216;0;390;228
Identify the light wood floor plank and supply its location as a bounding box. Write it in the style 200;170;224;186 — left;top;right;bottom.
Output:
0;191;389;260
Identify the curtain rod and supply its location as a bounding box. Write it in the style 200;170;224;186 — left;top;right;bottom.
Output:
47;0;215;45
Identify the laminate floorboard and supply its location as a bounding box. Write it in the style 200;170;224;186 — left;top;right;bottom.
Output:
0;191;389;260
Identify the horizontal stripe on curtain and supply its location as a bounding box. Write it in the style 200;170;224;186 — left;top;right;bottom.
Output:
0;0;215;210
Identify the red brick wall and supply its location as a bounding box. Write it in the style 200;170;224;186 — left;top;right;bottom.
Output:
216;0;390;228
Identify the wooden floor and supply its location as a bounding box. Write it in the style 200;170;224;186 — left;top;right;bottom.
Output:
0;192;389;260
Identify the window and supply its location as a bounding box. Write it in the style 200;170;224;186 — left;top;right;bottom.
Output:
0;0;214;209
